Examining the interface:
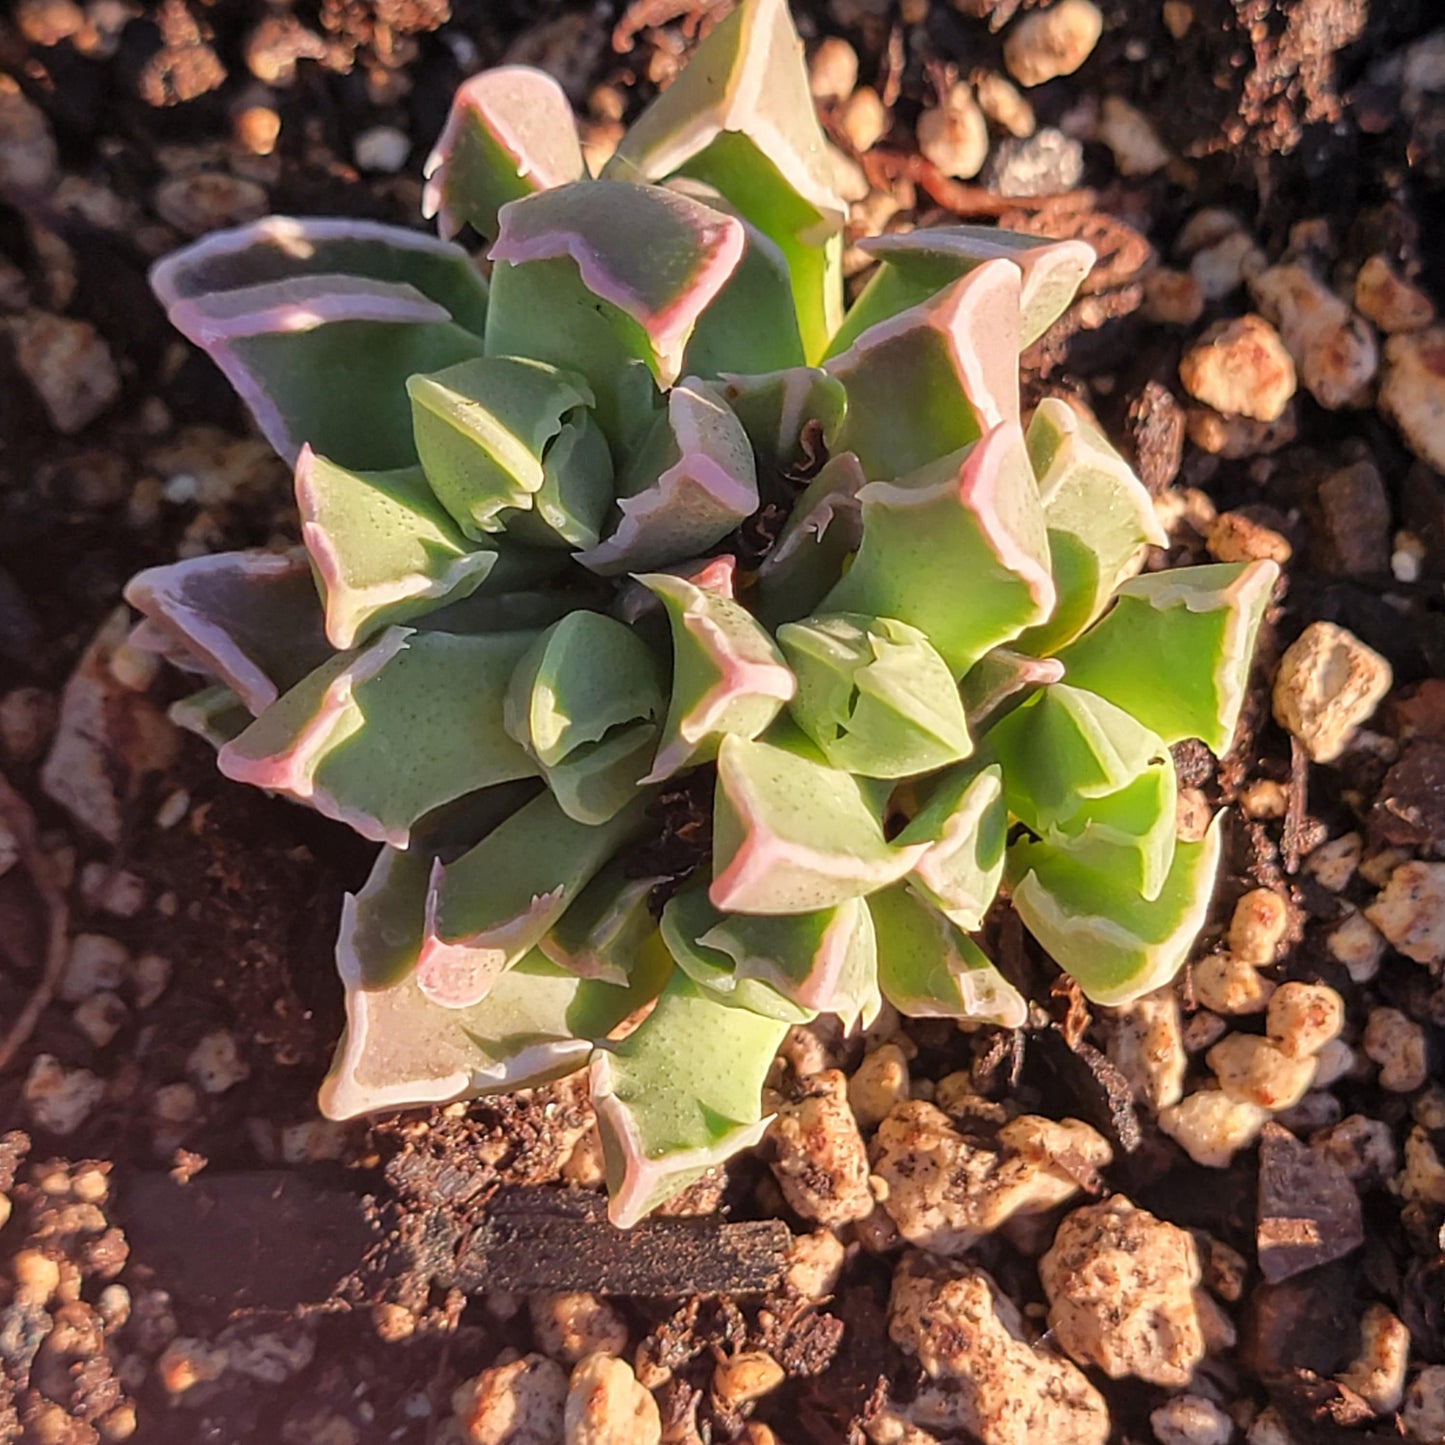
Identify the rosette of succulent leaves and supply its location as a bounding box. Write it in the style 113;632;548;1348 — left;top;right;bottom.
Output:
127;0;1275;1225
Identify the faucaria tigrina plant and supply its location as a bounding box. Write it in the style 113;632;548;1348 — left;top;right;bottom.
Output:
126;0;1276;1225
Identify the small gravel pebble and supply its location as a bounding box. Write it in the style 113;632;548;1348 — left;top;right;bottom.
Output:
1272;621;1392;764
4;311;121;433
974;71;1035;137
981;129;1083;197
917;84;989;180
1003;0;1104;88
1179;315;1296;422
24;1054;105;1135
1366;860;1445;964
809;36;859;102
454;1354;567;1445
354;125;410;173
1159;1087;1269;1166
1379;327;1445;472
1097;96;1170;175
565;1353;661;1445
1363;1007;1429;1092
1250;262;1379;408
1355;254;1435;333
1040;1195;1204;1386
1150;1393;1233;1445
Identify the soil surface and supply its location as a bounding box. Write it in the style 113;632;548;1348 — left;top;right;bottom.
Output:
2;2;1444;1443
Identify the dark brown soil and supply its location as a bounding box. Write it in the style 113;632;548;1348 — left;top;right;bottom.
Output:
2;2;1444;1443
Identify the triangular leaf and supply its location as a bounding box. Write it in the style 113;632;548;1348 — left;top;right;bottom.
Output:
777;612;972;778
422;66;586;244
822;425;1054;677
710;730;927;914
896;763;1006;931
296;447;498;650
124;549;331;715
1052;561;1278;754
868;884;1026;1027
1008;815;1225;1007
591;969;790;1227
218;628;539;846
639;566;795;782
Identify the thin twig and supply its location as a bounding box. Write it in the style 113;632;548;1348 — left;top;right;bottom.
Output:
0;770;69;1071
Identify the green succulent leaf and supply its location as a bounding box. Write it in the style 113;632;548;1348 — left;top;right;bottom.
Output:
151;215;490;334
752;452;865;628
124;550;332;715
1052;560;1279;754
218;627;539;846
984;682;1169;833
504;610;664;822
1044;756;1178;903
578;382;759;575
662;881;881;1030
896;762;1006;932
605;0;846;362
825;261;1021;480
867;884;1026;1027
959;648;1064;733
540;858;665;985
416;790;651;1007
422;66;586;245
295;447;499;650
591;969;790;1227
828;227;1095;357
1008;814;1225;1007
167;685;252;749
167;276;486;468
710;730;927;914
639;562;795;782
666;179;807;377
408;356;605;541
777;612;972;778
715;366;847;470
488;179;746;394
322;847;667;1119
1014;398;1168;655
822;424;1054;677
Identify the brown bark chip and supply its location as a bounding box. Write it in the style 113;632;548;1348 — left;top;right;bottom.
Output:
1256;1124;1364;1284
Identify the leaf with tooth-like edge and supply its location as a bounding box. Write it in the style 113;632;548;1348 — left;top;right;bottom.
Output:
1008;813;1225;1007
752;452;865;628
777;612;972;779
505;410;616;551
821;424;1055;678
895;763;1006;932
416;790;651;1009
504;611;664;769
168;686;252;750
168;276;486;469
539;858;665;985
488;181;745;404
985;682;1169;833
218;627;539;846
867;884;1026;1028
577;382;758;576
710;729;927;915
959;649;1064;733
664;179;806;378
827;227;1096;358
1014;398;1168;656
661;885;815;1025
483;257;662;453
662;881;881;1032
638;566;795;783
295;447;499;651
321;839;669;1119
1045;756;1177;903
716;367;847;471
591;968;791;1228
824;261;1021;481
407;356;603;542
422;66;585;245
150;215;490;334
604;0;846;363
124;550;332;715
1052;560;1279;755
504;610;665;822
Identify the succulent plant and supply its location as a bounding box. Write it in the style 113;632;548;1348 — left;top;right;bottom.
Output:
126;0;1276;1225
